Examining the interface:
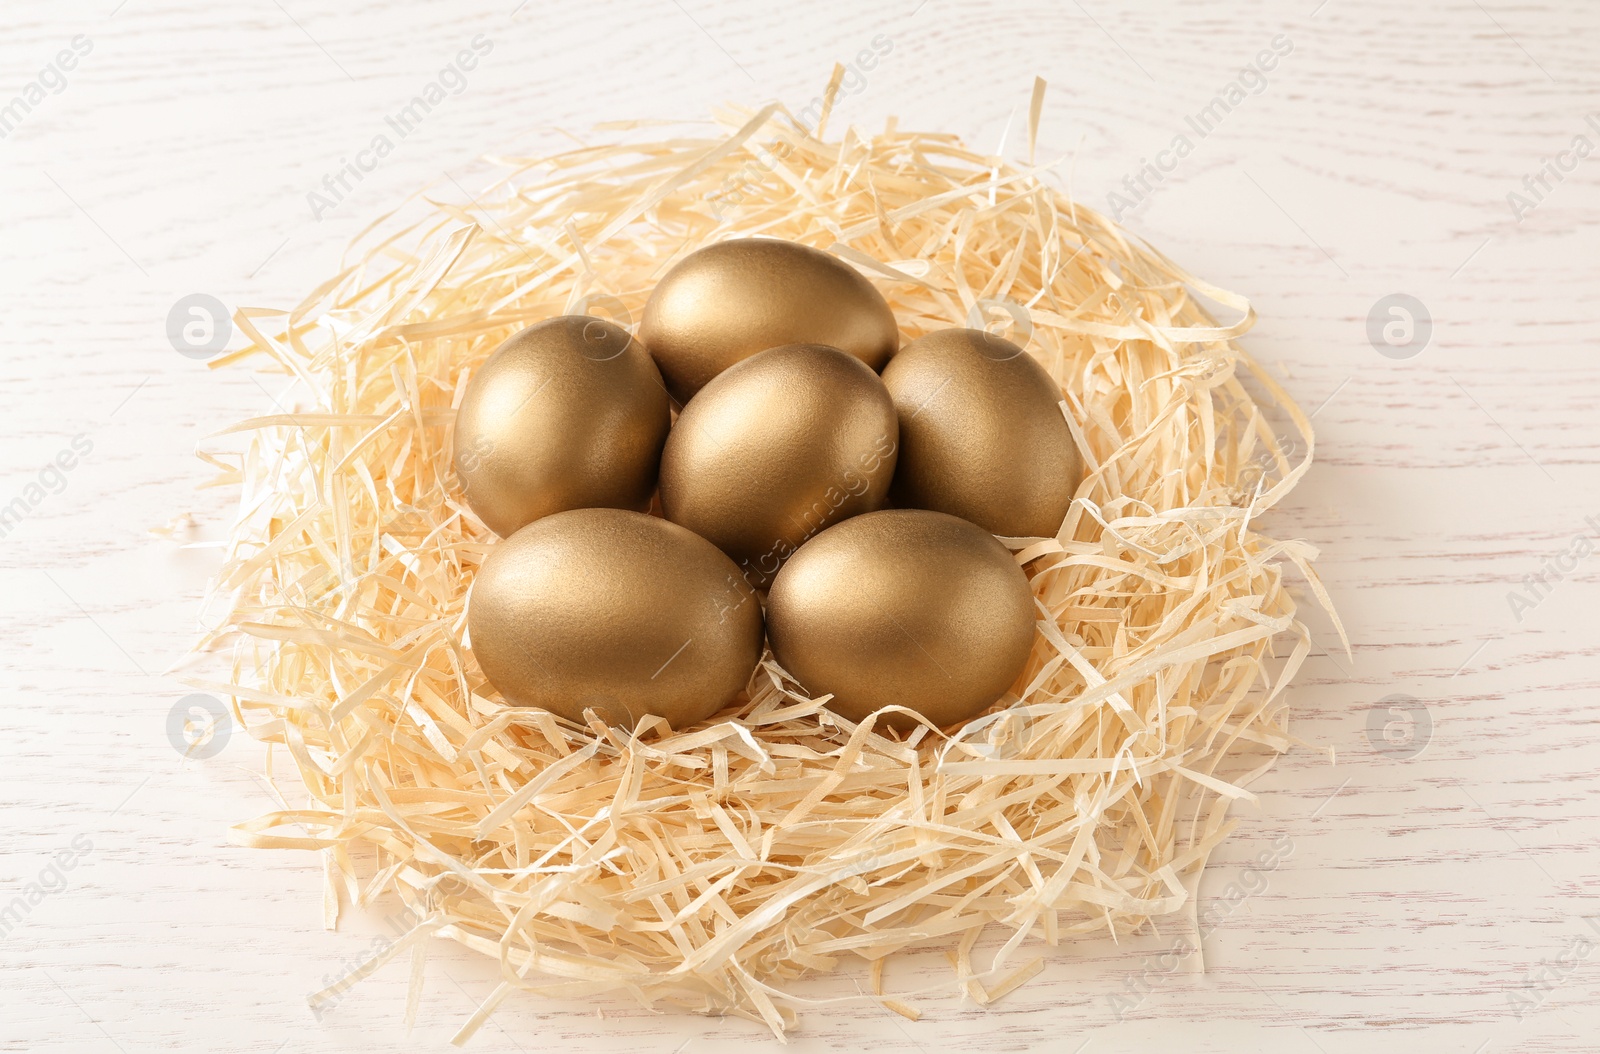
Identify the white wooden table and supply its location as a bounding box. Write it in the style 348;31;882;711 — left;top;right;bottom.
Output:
3;1;1597;1051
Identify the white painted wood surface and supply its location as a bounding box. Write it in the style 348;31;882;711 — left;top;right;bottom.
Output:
3;1;1598;1051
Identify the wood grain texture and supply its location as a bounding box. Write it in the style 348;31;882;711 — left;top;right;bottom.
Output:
2;1;1597;1051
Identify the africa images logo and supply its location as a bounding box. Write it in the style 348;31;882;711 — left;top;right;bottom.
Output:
0;835;94;938
1107;34;1294;221
0;35;93;140
306;35;494;221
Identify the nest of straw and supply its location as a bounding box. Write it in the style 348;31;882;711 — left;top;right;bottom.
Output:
194;76;1339;1040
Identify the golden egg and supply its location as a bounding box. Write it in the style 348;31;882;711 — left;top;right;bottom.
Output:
766;509;1036;730
453;316;671;538
659;343;898;590
640;238;899;402
881;327;1082;538
467;508;763;729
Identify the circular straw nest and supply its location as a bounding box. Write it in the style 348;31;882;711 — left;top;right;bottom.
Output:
196;77;1340;1041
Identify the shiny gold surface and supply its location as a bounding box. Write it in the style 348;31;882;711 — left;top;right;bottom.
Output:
467;508;764;729
453;316;671;538
639;238;899;402
659;344;898;590
766;509;1035;730
881;327;1082;538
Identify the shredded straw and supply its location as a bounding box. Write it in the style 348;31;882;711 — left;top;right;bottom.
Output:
191;74;1342;1041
